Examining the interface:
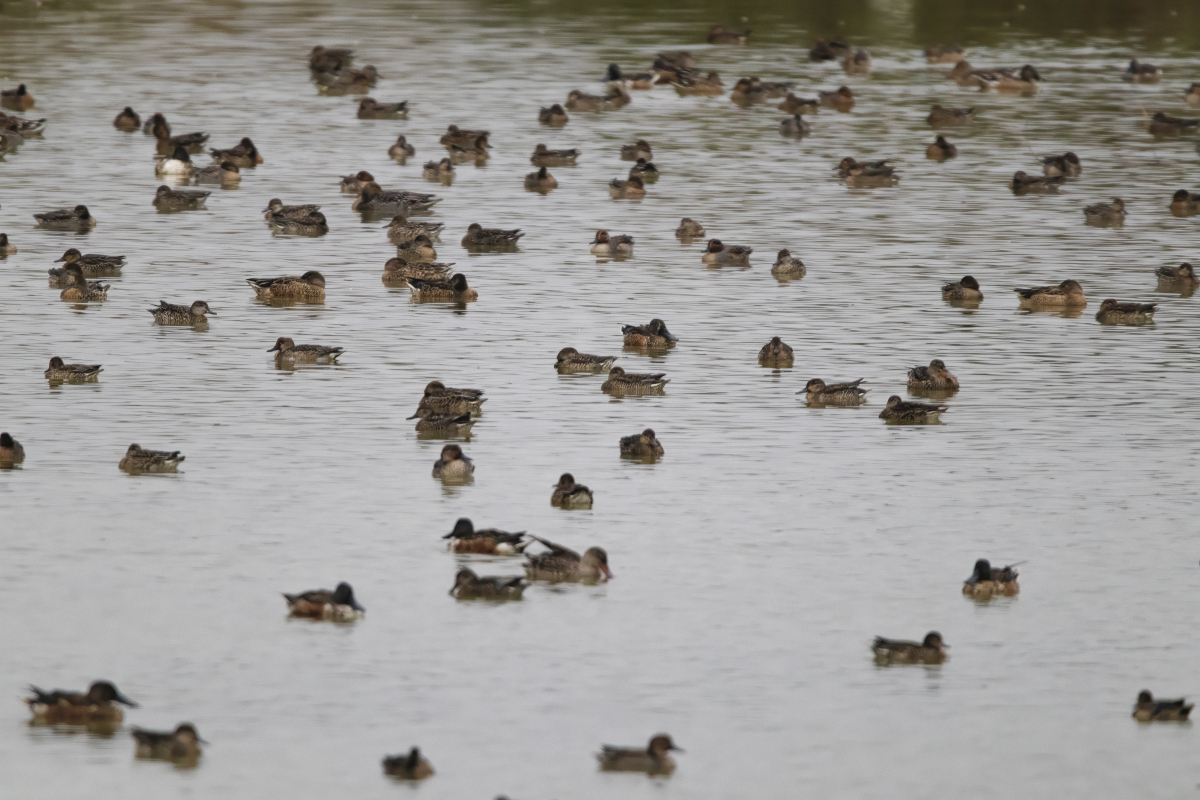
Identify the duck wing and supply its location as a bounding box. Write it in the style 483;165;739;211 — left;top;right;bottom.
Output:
527;536;581;560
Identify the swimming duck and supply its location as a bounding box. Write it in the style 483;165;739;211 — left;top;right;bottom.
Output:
1188;84;1200;108
779;115;811;137
941;275;982;302
417;381;486;415
268;337;345;363
524;536;612;582
962;558;1020;599
590;230;633;256
565;87;630;112
0;234;13;256
408;409;476;435
525;166;558;192
925;44;966;63
113;106;141;131
602;366;668;395
927;104;975;128
269;210;328;236
432;444;474;479
353;183;441;214
708;24;750;44
609;175;646;199
1084;197;1126;224
675;218;706;238
1;432;25;463
622;319;677;348
207;136;262;167
628;158;657;179
451;568;527;600
552;473;594;508
836;157;896;180
1014;279;1087;309
619;428;664;458
843;48;872;75
1147;111;1200;135
382;748;434;779
1169;190;1200;215
155;145;197;178
729;77;768;104
605;64;653;90
994;65;1042;93
340;170;376;194
1156;263;1198;289
872;632;947;664
908;359;959;391
45;357;102;382
49;249;124;285
556;347;616;373
1133;692;1193;723
396;233;438;261
538;104;569;126
25;682;137;723
132;724;206;761
671;70;724;95
316;65;379;93
1041;152;1082;178
1123;59;1160;83
799;378;868;405
263;198;320;221
771;249;806;278
598;735;682;774
1095;299;1156;325
147;113;209;151
1;83;34;110
384;215;444;244
650;52;696;84
388;135;416;159
778;93;818;114
58;266;109;302
194;160;241;184
153;185;209;211
879;396;948;423
440;125;490;151
247;271;326;301
532;143;579;166
35;204;96;231
701;239;752;264
1011;171;1062;193
447;133;491;162
0;111;45;137
358;98;407;118
462;223;524;247
926;135;957;160
382;257;453;284
809;37;850;62
758;337;794;365
309;45;354;72
283;582;365;620
407;273;478;301
818;86;854;111
442;518;530;554
149;300;213;325
119;443;185;473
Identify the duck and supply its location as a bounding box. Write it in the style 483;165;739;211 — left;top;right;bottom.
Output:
384;214;443;244
1014;279;1087;308
590;230;633;256
58;266;109;302
619;428;664;458
268;336;344;363
340;170;376;194
388;135;416;159
531;143;579;166
396;233;438;261
879;396;948;423
799;378;868;405
926;135;957;160
34;204;96;231
778;93;818;114
194;160;241;184
609;175;646;198
1095;299;1156;325
152;184;209;211
941;275;983;302
701;238;752;264
45;357;102;382
524;536;612;582
925;44;966;63
671;70;724;95
620;140;652;161
538;104;569;126
49;249;124;285
406;273;478;301
132;724;206;761
651;51;697;79
1084;198;1126;224
708;24;750;44
556;347;616;373
622;319;677;348
552;473;594;508
730;77;769;104
417;381;486;415
462;222;524;247
843;48;872;75
565;87;630;112
119;443;185;473
758;337;794;365
1156;263;1198;289
0;234;14;256
262;198;320;221
525;166;558;192
872;632;947;664
247;271;326;301
1;83;35;110
155;145;197;178
1133;692;1193;723
602;366;668;395
353;183;441;213
628;158;657;179
382;257;453;284
309;45;354;73
1169;190;1200;215
605;63;653;90
357;97;407;118
675;218;706;238
962;558;1020;599
112;106;141;131
1147;111;1200;135
1123;59;1161;83
440;124;490;150
149;300;213;325
432;444;474;479
994;64;1042;93
908;359;959;391
408;409;475;435
771;249;806;278
208;136;262;167
818;86;854;111
283;582;365;621
1188;83;1200;108
0;111;46;136
269;210;328;236
146;114;209;150
450;568;527;600
837;158;898;186
809;37;850;62
598;735;682;774
442;518;530;554
316;65;380;93
0;432;25;463
1041;151;1081;177
927;104;975;128
382;748;434;779
25;682;137;723
1011;171;1062;193
779;115;811;137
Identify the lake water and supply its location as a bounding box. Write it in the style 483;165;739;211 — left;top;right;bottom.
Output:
2;1;1199;797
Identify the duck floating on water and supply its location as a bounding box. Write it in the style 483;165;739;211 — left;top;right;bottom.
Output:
597;735;682;774
873;632;947;664
25;681;137;723
283;581;365;621
119;443;185;473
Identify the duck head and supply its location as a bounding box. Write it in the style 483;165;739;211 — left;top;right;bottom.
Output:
592;230;610;245
648;735;682;756
88;681;138;707
582;547;612;580
268;337;295;353
922;632;945;650
301;270;325;287
647;318;676;341
960;275;980;290
556;473;576;489
440;444;465;462
54;248;82;263
331;581;364;612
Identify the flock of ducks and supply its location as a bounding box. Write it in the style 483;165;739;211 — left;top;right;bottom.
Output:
3;24;1196;787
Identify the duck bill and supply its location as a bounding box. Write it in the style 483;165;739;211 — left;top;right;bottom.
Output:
267;345;280;352
406;414;420;420
600;564;613;580
53;256;67;262
206;310;217;316
670;745;685;753
661;329;678;342
115;692;139;707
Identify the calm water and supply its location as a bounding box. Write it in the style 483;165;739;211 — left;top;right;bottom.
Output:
2;1;1199;797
